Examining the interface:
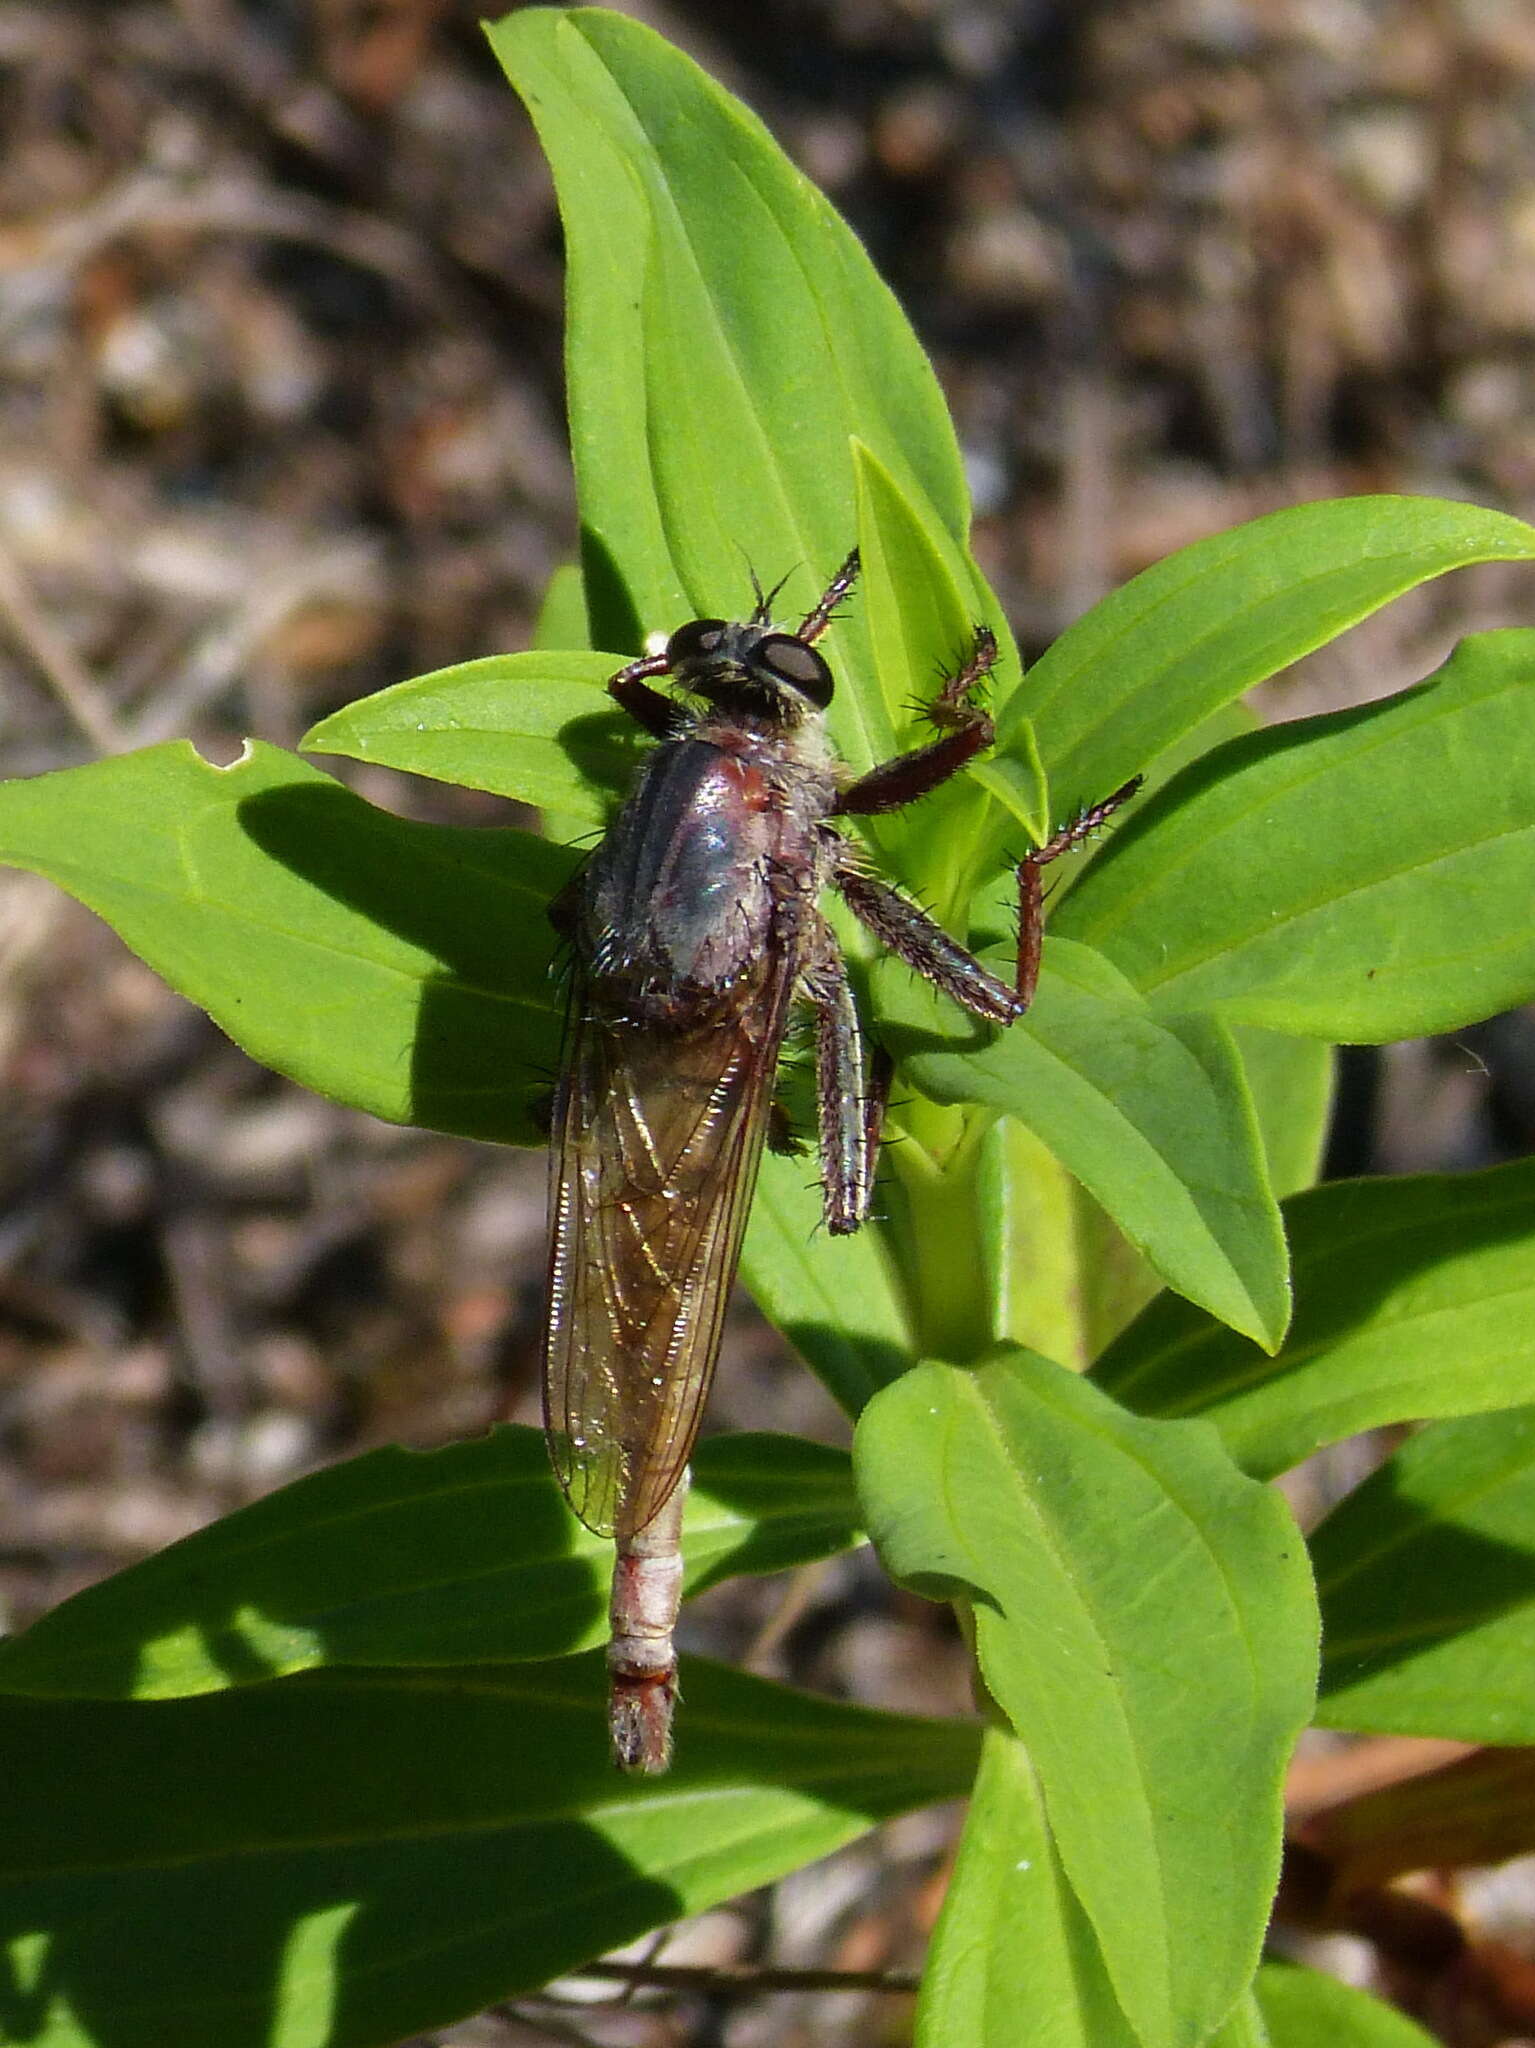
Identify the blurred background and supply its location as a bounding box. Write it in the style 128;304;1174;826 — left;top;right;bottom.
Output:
4;1;1535;2042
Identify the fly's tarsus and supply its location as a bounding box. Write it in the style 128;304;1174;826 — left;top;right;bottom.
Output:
795;546;861;644
1014;773;1144;1005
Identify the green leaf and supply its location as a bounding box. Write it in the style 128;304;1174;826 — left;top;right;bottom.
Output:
1096;1157;1535;1481
0;1429;862;1701
1015;495;1535;808
1255;1962;1438;2048
963;1010;1324;1371
1206;1991;1271;2048
1232;1026;1334;1201
881;938;1289;1350
529;565;605;843
852;438;1044;845
1056;630;1535;1040
915;1724;1141;2048
302;650;632;826
0;742;571;1146
972;1115;1162;1371
853;438;994;734
531;560;590;651
488;6;1008;780
0;1657;977;2048
742;1148;916;1417
1313;1407;1535;1742
855;1351;1319;2048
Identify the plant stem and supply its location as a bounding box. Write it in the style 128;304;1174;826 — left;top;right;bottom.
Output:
885;1097;997;1362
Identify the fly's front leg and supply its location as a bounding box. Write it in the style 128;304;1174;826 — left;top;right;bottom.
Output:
1015;775;1144;1005
609;649;682;739
796;548;862;646
766;1099;804;1158
547;869;584;939
832;628;999;818
801;915;888;1234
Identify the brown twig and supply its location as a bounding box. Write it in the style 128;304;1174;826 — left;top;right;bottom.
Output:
743;1554;837;1672
0;164;459;330
0;534;126;755
556;1957;921;1998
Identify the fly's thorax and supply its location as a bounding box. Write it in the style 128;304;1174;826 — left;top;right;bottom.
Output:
688;708;841;818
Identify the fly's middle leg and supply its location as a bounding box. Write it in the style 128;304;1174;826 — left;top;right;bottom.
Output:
833;627;1000;820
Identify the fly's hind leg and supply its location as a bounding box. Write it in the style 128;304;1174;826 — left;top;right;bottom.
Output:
829;781;1144;1027
827;837;1024;1028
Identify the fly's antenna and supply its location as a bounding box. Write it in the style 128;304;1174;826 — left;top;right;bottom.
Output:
749;562;797;625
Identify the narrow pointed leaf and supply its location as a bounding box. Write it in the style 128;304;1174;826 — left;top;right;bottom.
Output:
1232;1026;1334;1200
488;6;1017;787
531;560;590;651
852;438;1043;843
0;742;571;1145
1313;1408;1535;1742
1096;1158;1535;1480
856;1351;1319;2048
1056;631;1535;1040
853;437;994;733
972;1115;1151;1371
0;1429;861;1701
529;564;604;843
881;938;1289;1349
1205;1992;1271;2048
0;1658;977;2048
1015;495;1535;808
962;1024;1324;1375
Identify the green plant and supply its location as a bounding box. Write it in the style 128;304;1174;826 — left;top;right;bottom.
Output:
3;8;1535;2044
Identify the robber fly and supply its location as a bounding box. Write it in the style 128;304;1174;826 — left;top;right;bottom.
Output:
543;549;1140;1772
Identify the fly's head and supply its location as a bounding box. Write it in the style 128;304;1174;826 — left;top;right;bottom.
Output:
663;616;835;730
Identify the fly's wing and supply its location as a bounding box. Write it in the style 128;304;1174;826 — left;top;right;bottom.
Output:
543;949;797;1541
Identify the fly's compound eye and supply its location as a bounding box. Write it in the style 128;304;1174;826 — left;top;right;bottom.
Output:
756;633;835;708
664;618;729;669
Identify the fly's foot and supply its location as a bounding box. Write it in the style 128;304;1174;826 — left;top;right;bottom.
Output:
1015;774;1145;1006
922;624;999;730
